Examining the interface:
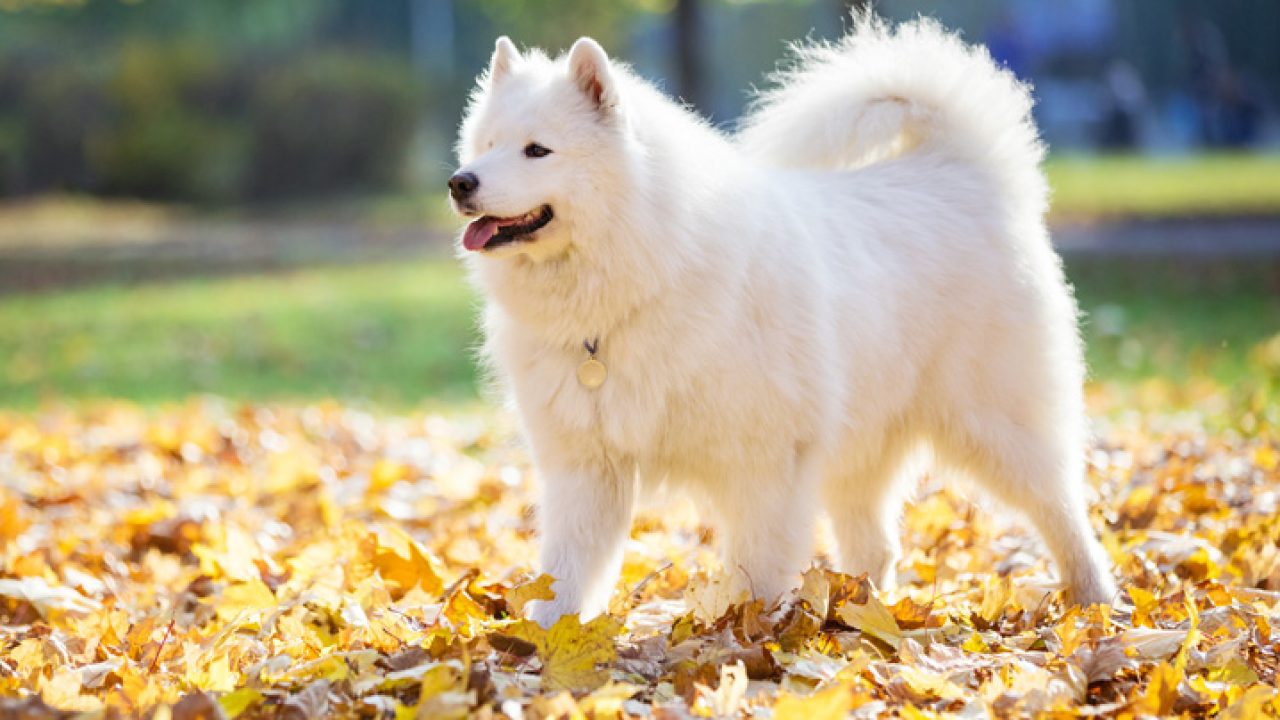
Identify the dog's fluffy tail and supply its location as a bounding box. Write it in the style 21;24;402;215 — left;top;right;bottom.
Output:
738;15;1046;213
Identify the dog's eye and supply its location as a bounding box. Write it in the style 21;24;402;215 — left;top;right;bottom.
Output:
524;143;552;158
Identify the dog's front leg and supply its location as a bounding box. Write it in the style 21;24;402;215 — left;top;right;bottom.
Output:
526;460;635;628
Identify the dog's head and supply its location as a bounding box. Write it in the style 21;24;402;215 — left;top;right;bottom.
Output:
451;36;629;262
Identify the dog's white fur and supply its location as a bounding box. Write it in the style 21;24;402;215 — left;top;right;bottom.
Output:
453;16;1117;626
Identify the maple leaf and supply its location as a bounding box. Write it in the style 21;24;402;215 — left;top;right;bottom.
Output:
214;579;277;623
41;668;103;712
1220;685;1278;720
372;527;445;599
836;590;903;650
1132;661;1183;716
887;662;969;705
217;688;264;718
1128;585;1159;626
504;573;557;617
0;577;100;618
580;681;642;717
3;388;1278;718
771;683;864;720
0;488;30;544
797;566;832;619
189;654;238;692
506;614;624;692
685;573;750;623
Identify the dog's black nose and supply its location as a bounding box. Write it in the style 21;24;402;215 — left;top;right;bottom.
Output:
448;172;479;200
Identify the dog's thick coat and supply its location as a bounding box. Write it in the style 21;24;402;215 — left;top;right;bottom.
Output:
453;17;1117;626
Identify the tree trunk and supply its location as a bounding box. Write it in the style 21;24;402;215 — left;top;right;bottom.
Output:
674;0;704;110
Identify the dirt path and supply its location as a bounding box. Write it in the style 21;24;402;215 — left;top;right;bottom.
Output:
1055;217;1280;258
1;216;1277;294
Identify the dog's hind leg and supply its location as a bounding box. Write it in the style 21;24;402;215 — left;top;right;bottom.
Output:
712;449;819;606
933;413;1117;607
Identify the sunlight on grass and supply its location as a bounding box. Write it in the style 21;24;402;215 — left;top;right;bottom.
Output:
0;261;479;407
1047;154;1280;220
2;258;1278;408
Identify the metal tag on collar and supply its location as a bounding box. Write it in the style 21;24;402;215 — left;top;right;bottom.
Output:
577;337;607;389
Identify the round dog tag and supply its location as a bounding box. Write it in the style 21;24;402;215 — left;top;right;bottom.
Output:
576;358;607;389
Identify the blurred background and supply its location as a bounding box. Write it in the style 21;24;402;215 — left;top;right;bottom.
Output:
0;0;1278;418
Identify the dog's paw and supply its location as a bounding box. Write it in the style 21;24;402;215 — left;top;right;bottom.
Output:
524;599;572;629
1058;560;1120;609
1069;573;1119;608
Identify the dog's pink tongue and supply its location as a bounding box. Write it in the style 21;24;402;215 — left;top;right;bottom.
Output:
463;218;499;251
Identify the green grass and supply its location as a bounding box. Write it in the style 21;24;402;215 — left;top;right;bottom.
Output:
1046;154;1280;220
0;261;480;408
1070;259;1280;386
2;258;1278;409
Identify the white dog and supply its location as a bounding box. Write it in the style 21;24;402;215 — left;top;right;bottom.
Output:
450;15;1117;627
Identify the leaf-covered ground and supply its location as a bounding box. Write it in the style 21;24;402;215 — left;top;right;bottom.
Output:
2;388;1279;718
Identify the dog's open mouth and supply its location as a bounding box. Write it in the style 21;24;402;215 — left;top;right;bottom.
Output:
462;205;554;251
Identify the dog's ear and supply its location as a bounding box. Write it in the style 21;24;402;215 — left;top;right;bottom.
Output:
488;36;519;85
567;37;618;112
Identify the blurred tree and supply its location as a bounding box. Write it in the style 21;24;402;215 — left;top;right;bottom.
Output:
463;0;710;111
674;0;704;107
466;0;641;53
833;0;869;26
410;0;454;75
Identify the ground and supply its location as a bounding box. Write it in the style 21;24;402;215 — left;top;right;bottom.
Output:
1;384;1278;718
2;262;1279;718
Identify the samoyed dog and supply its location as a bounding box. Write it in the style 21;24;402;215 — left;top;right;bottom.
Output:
449;15;1117;626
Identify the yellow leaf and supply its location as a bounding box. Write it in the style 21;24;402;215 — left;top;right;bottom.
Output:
1054;607;1086;656
772;683;858;720
1221;685;1277;720
1128;586;1158;627
896;665;967;702
505;574;557;617
962;632;990;653
528;692;585;720
392;662;473;719
797;567;831;619
0;488;30;544
1254;443;1278;472
215;580;277;623
373;527;444;599
193;524;263;583
8;638;45;677
978;576;1015;623
42;667;103;711
685;573;749;623
191;654;238;693
441;583;490;635
1208;657;1260;687
369;459;412;493
1133;661;1182;716
579;681;641;718
218;688;264;718
837;593;902;649
508;614;623;692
